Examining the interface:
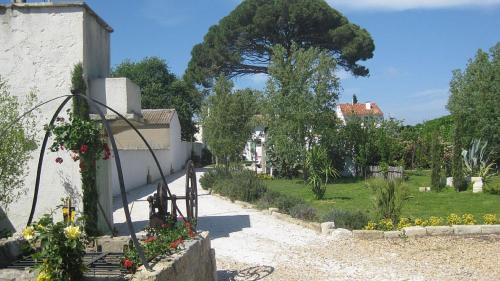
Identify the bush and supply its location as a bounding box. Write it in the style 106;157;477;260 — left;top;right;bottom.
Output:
212;170;267;202
322;209;369;230
289;204;317;221
199;166;231;190
447;213;462;225
366;179;409;224
414;217;428;227
484;183;500;195
428;216;443;226
255;191;305;215
461;213;476;225
483;214;497;224
397;217;412;230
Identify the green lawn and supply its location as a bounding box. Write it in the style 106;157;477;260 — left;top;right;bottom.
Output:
265;171;500;220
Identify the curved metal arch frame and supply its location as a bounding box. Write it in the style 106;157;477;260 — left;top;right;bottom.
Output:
8;93;197;271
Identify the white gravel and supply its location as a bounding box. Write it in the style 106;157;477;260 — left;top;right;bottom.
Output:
114;169;500;281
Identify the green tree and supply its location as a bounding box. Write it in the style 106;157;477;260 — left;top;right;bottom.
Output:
447;43;500;165
264;44;339;177
452;116;467;191
112;57;202;140
430;132;444;191
0;77;37;209
186;0;374;86
202;77;257;165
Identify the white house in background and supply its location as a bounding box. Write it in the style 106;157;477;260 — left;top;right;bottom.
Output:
0;1;199;233
336;101;384;125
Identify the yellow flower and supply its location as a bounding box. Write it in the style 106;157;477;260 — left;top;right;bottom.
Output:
36;271;51;281
462;213;476;225
64;225;81;240
22;226;35;241
364;221;377;230
428;216;442;226
483;214;497;225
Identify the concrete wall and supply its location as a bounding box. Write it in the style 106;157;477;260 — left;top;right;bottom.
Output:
0;3;112;231
89;78;141;116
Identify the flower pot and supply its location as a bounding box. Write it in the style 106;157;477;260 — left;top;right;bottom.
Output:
471;177;483;193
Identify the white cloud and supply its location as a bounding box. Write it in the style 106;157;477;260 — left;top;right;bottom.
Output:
328;0;500;11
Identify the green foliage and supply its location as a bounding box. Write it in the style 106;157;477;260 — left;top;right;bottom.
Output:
71;63;89;119
430;132;445;191
452;117;467;191
212;170;268;202
322;209;369;230
255;190;306;215
462;139;497;179
366;179;409;224
0;77;38;209
484;182;500;195
447;43;500;165
47;114;111;236
202;77;257;165
24;213;87;281
185;0;374;86
112;57;202;140
123;221;193;273
265;44;339;177
289;204;318;221
305;146;338;199
199;166;231;190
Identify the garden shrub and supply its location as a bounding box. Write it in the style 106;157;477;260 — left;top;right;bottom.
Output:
484;183;500;195
428;216;443;226
447;213;462;225
256;191;305;215
377;218;394;231
322;209;369;230
461;213;476;225
289;204;317;221
199;166;231;190
366;179;409;224
212;170;267;202
364;221;377;230
397;217;412;230
483;214;497;224
414;217;428;227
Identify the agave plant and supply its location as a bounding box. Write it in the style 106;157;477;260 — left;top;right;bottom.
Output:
305;146;339;199
462;139;497;180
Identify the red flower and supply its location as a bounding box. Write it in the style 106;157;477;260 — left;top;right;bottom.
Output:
185;222;195;238
79;144;89;154
55;157;63;164
170;238;184;249
102;143;111;160
123;259;134;269
144;236;157;243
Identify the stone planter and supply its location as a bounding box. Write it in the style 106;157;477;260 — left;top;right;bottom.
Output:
446;177;453;187
471;177;483;193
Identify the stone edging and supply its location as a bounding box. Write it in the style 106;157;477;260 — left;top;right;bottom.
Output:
352;225;500;239
209;191;322;233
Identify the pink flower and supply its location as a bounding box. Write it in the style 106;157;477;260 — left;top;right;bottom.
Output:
55;157;63;164
79;144;89;154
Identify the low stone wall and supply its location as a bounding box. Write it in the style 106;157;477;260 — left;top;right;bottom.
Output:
0;232;217;281
130;231;217;281
0;236;25;268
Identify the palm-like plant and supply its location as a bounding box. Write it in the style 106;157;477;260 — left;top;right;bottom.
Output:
305;146;339;199
462;139;497;180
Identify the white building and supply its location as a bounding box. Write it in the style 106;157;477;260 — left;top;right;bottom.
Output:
336;102;384;125
0;1;197;233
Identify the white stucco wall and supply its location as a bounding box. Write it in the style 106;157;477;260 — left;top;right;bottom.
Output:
0;3;111;231
89;78;141;116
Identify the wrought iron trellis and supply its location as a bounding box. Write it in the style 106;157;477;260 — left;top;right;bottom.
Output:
2;93;190;270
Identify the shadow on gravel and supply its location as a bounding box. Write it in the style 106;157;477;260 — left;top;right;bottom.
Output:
197;215;250;239
218;265;274;281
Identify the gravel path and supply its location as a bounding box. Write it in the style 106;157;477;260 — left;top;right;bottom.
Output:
114;170;500;281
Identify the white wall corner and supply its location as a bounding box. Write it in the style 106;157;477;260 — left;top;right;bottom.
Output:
89;77;142;116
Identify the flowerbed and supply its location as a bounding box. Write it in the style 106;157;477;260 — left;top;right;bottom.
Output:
364;213;498;231
122;220;196;273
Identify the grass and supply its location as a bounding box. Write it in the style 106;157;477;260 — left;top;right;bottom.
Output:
265;171;500;220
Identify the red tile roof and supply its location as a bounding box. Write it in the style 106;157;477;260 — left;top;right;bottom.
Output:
339;103;383;117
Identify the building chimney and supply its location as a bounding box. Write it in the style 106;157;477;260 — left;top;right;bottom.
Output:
365;102;371;110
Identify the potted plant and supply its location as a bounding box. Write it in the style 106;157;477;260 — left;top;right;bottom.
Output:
462;139;496;193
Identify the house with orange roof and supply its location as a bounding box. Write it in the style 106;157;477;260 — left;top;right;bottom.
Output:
336;100;384;125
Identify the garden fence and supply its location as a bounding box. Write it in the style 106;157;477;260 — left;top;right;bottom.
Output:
368;165;404;180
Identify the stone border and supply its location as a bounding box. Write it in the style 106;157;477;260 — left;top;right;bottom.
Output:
352;224;500;239
130;231;217;281
210;192;322;233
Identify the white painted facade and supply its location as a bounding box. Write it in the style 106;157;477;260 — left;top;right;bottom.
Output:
0;2;112;231
0;2;197;233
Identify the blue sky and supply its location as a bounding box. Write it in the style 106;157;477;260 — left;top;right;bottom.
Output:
44;1;500;124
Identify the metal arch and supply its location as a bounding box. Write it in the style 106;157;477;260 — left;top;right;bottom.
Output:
27;96;73;226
